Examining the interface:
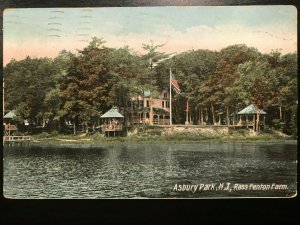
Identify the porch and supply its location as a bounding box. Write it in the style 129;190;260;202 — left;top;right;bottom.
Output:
129;107;170;125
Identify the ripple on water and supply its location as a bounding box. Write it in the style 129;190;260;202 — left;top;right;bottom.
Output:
3;142;297;198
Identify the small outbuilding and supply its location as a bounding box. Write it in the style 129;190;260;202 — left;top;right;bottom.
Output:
236;104;267;131
100;107;124;136
3;110;17;136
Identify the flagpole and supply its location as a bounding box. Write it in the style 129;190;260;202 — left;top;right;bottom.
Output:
169;68;172;125
185;99;189;125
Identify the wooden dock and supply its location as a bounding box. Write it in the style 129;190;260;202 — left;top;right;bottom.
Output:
3;136;32;144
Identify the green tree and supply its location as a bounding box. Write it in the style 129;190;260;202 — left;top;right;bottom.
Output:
165;50;218;124
141;41;168;125
202;45;260;125
238;56;276;132
60;37;111;134
107;46;151;124
238;51;297;134
43;50;74;132
4;57;56;128
269;52;298;134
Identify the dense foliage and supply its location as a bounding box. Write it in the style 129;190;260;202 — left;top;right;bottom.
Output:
4;38;297;135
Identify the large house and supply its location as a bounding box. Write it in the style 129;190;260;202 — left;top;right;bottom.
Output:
128;89;171;125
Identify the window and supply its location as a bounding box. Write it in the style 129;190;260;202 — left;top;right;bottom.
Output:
166;101;170;108
139;100;143;108
164;92;168;98
146;100;149;107
162;101;165;108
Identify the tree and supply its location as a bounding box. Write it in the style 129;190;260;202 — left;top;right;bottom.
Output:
238;56;276;132
170;50;218;124
202;45;261;125
141;40;168;125
4;41;297;135
270;52;297;134
60;37;111;134
107;46;151;125
4;57;56;128
43;50;74;132
238;51;297;134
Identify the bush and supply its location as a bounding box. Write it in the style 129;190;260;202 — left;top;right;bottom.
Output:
50;130;59;136
92;132;105;140
229;128;249;136
13;131;24;136
39;132;50;138
272;119;281;129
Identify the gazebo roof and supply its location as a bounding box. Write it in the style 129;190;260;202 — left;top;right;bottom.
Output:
4;110;16;119
144;90;151;97
237;104;267;115
100;107;124;118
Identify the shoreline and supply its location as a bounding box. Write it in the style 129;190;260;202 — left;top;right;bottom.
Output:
5;137;297;150
25;133;298;146
5;126;297;146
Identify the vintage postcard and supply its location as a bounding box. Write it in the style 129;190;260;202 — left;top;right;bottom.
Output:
3;6;297;199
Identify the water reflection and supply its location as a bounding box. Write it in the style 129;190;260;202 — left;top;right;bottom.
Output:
3;142;297;198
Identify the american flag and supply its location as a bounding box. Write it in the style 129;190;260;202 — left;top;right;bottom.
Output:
171;71;181;94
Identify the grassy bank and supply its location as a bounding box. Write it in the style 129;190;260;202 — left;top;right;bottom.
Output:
31;130;297;144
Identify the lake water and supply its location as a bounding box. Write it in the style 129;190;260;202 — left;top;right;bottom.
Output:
3;142;297;198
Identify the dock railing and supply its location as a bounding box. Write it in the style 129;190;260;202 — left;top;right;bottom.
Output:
101;124;123;132
3;136;32;142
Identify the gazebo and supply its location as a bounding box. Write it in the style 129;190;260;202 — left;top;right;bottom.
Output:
3;110;17;136
236;104;267;131
100;107;124;136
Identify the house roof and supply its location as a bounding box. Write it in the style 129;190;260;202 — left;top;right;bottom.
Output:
100;107;124;118
4;110;16;119
237;104;267;115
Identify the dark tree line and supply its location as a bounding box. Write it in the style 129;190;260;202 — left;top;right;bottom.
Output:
4;38;297;135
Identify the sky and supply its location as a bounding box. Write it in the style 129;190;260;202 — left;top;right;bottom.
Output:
3;6;297;65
